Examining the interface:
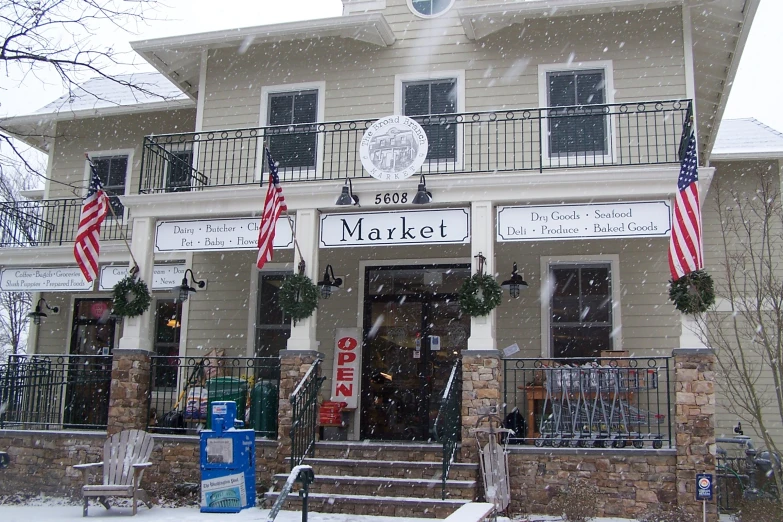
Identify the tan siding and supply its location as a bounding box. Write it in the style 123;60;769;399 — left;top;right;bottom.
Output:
32;293;72;355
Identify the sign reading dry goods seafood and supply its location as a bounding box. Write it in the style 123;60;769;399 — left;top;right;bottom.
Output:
99;264;187;291
155;217;294;253
360;115;429;181
320;208;470;247
497;201;671;242
0;266;93;292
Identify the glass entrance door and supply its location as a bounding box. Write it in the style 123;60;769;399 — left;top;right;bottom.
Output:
360;265;470;441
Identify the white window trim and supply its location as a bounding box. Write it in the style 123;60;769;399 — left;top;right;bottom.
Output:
258;81;326;180
537;61;616;166
84;149;134;222
394;70;465;172
539;254;623;358
246;262;294;357
407;0;455;19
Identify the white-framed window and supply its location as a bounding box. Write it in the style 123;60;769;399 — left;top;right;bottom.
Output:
408;0;455;18
85;149;133;219
395;71;465;170
540;255;622;358
260;82;326;176
538;61;615;163
165;149;194;192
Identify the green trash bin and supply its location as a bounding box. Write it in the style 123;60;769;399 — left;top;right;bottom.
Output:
206;377;248;429
249;380;279;439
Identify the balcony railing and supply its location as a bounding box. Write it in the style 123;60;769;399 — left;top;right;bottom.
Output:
0;354;113;430
503;357;673;449
0;198;130;248
140;99;692;193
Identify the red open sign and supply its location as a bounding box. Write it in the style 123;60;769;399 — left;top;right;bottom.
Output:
331;328;361;409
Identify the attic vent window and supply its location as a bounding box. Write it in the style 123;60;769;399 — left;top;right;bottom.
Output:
408;0;455;18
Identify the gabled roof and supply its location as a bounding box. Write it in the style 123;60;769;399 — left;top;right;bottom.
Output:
711;118;783;160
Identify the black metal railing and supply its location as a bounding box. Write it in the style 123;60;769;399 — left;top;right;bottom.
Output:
147;355;280;437
716;436;781;512
432;359;462;500
0;354;112;430
0;198;131;247
266;465;315;522
503;357;672;448
290;359;325;471
139;99;692;193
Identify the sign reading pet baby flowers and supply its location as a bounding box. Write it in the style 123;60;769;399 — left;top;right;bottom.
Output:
360;115;429;181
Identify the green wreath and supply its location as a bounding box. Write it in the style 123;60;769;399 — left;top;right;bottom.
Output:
111;275;152;318
458;274;503;317
279;273;319;322
669;270;715;315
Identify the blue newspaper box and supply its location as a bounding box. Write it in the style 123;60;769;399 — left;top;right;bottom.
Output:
199;401;256;513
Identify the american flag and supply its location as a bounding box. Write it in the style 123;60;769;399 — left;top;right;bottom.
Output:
668;133;703;280
74;159;110;282
256;148;287;270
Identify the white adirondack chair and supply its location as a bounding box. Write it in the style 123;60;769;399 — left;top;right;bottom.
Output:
74;429;156;516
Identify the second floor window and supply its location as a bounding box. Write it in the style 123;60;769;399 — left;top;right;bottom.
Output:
267;90;318;170
403;79;457;162
93;155;127;217
547;70;608;156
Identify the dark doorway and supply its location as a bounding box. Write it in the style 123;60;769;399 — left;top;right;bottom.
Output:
360;265;470;441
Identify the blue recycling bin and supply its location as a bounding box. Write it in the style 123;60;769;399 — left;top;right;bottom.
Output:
199;401;256;513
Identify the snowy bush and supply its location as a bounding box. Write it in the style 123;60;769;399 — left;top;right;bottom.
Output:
639;504;696;522
547;477;598;522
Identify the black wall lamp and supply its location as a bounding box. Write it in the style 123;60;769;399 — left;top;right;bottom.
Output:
501;262;528;299
317;264;343;299
336;178;360;206
28;298;59;325
412;174;432;204
176;269;206;302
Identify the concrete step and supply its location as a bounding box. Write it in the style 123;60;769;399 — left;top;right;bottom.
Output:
306;457;478;481
272;473;477;500
313;441;448;462
263;491;470;518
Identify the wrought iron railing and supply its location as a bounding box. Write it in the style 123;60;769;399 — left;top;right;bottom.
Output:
716;436;781;512
0;198;131;247
0;354;112;430
139;99;692;193
432;359;462;500
147;355;280;437
503;357;672;449
266;465;315;522
289;359;325;471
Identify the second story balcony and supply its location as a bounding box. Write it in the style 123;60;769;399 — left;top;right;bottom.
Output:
139;99;693;194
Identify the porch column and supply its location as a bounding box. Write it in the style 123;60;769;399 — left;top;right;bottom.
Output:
461;351;503;463
118;216;155;352
467;200;496;351
286;208;320;351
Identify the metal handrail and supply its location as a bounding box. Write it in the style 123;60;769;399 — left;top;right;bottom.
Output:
289;359;325;471
267;465;315;522
432;359;462;500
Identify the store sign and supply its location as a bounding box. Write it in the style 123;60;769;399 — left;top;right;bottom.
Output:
155;217;294;253
331;328;361;409
99;264;187;291
320;208;470;248
360;115;429;181
0;266;93;292
497;201;671;242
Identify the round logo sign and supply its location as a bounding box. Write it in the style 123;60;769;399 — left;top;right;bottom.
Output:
698;477;711;489
359;115;429;181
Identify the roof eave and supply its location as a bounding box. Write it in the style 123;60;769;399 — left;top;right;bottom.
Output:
710;152;783;161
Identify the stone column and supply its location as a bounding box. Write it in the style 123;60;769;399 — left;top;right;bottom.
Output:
276;350;323;470
106;349;152;435
467;201;497;351
461;351;503;462
673;348;717;521
287;209;320;351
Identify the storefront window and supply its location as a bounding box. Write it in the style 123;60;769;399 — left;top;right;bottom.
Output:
255;273;291;373
153;299;181;388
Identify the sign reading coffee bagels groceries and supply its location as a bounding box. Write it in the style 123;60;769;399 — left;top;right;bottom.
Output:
360;115;429;181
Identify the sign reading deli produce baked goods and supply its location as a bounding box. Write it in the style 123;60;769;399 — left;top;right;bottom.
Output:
496;201;672;242
360;115;429;181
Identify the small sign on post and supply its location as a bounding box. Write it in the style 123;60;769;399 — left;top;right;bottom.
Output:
696;473;713;522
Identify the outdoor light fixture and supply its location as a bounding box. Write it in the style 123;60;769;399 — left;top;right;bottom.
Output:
317;264;343;299
412;174;432;204
28;298;59;325
176;269;205;302
501;262;529;299
336;178;359;206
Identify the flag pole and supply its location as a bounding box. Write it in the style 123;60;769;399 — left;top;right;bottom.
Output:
261;144;304;270
84;153;140;275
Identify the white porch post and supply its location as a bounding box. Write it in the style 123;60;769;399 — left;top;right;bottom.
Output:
286;208;320;351
467;200;497;351
117;216;155;351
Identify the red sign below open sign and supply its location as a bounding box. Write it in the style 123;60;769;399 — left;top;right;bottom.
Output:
331;328;361;409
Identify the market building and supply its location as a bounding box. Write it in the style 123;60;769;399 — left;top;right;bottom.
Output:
0;0;767;519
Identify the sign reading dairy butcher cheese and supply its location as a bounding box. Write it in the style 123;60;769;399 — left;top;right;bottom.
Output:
155;217;294;253
331;328;361;409
497;201;671;242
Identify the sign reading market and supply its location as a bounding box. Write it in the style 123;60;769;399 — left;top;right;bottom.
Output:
0;266;93;292
99;264;187;291
155;217;294;253
497;201;671;242
320;208;470;248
